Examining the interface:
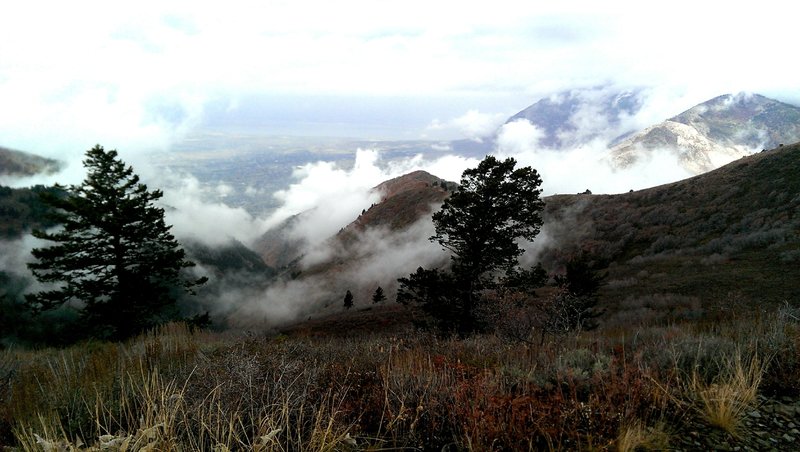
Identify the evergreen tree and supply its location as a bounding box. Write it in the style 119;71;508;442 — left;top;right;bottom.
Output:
549;254;606;332
343;290;354;309
398;155;545;336
372;286;387;304
26;145;206;340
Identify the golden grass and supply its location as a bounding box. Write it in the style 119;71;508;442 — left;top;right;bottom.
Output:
12;364;357;451
616;421;669;452
687;351;767;437
2;310;797;450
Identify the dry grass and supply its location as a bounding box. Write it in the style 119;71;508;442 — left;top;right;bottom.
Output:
1;305;798;450
616;421;669;452
687;351;766;437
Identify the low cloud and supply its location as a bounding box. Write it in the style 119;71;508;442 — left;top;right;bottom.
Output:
495;119;692;195
427;109;508;141
220;216;450;328
263;148;477;250
156;171;271;247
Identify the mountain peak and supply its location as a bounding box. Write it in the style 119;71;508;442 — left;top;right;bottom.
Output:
505;86;645;148
669;93;800;148
374;170;448;200
609;93;800;174
349;170;452;233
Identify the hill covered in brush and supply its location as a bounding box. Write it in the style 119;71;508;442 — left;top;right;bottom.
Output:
537;143;800;326
0;146;60;178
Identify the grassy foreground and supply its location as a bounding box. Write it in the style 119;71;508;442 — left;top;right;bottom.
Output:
1;304;798;451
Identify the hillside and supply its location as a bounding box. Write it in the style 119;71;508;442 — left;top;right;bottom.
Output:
340;170;453;237
540;143;800;325
0;146;60;178
278;143;800;335
229;171;454;328
253;171;453;270
0;185;63;238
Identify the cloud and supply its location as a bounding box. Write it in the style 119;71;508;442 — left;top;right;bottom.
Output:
263;148;477;249
0;235;56;297
266;149;385;245
3;1;796;150
0;235;44;279
220;216;450;328
429;110;508;141
495;119;692;195
156;171;271;247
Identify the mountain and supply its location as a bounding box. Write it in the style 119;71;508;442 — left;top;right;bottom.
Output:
252;214;305;269
340;170;454;237
184;238;274;276
253;170;453;271
238;171;453;327
504;86;646;148
278;142;800;335
610;93;800;173
0;146;61;178
502;89;800;175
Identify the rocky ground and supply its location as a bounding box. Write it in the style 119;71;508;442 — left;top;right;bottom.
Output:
671;396;800;451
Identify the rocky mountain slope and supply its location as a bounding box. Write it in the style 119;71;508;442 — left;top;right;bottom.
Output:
610;93;800;173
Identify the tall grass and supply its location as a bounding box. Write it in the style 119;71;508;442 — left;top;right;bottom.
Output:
1;304;798;450
687;352;766;437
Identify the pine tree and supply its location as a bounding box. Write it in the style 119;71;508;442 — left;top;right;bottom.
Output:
372;286;387;304
343;290;354;309
26;145;206;340
398;155;545;336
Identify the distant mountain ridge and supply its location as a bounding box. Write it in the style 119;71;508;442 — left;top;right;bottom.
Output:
0;146;61;178
503;89;800;175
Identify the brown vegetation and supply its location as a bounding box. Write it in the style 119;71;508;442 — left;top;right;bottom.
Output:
2;300;798;450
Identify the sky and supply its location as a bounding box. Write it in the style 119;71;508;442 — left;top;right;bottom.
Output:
1;0;798;161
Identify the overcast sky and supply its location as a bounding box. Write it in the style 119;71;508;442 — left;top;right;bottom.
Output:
1;0;797;160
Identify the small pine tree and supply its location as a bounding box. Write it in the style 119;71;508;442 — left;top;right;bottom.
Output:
372;286;387;304
343;290;354;309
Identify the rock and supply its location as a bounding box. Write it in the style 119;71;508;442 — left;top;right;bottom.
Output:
782;433;795;442
748;410;762;418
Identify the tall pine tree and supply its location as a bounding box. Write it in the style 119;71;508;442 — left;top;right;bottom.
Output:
26;145;206;340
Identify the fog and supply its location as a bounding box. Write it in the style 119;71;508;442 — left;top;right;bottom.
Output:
188;108;703;326
0;82;769;331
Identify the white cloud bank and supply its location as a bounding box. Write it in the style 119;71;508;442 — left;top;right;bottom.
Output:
1;1;798;155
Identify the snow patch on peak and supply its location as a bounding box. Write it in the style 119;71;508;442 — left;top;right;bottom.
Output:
610;120;752;174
